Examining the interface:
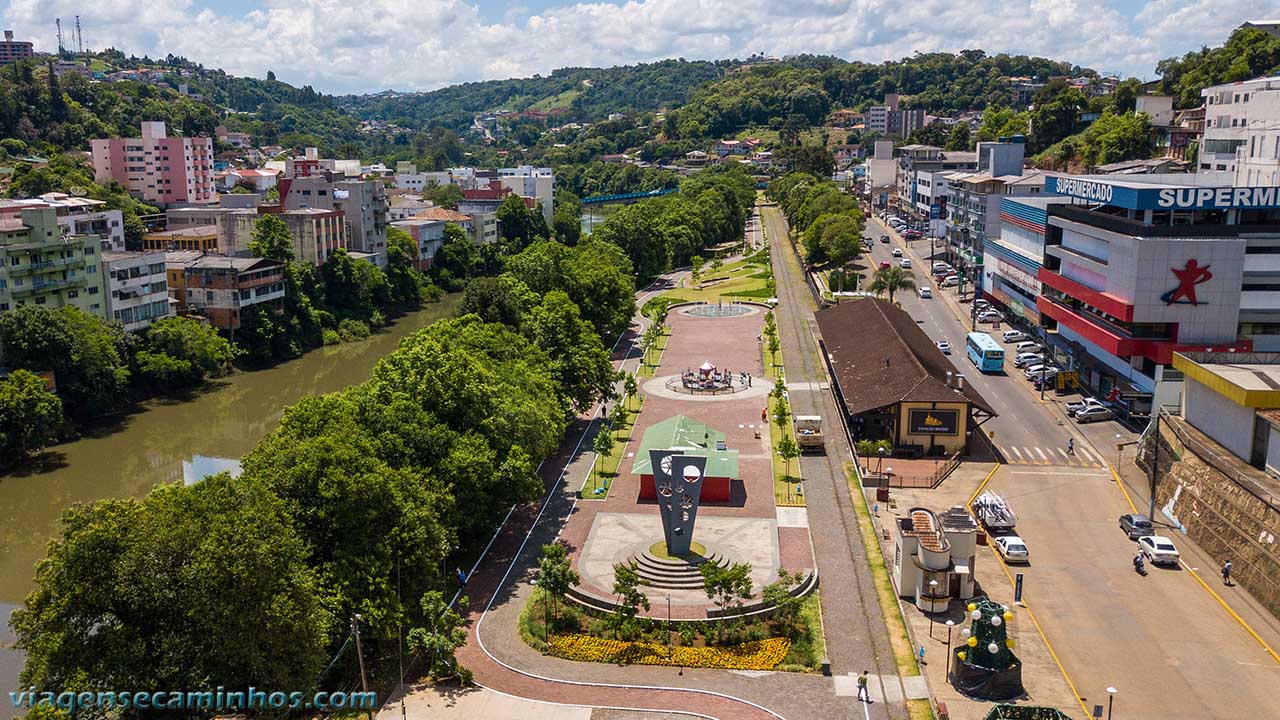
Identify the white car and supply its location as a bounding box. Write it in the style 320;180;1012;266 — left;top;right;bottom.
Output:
1014;341;1042;354
1002;330;1028;343
977;310;1004;323
932;262;952;273
973;299;991;310
1023;364;1059;379
994;535;1030;563
1065;397;1106;416
1014;352;1046;368
1139;535;1181;565
1075;405;1113;424
919;286;933;299
892;248;904;257
941;275;960;287
936;340;952;355
900;258;912;269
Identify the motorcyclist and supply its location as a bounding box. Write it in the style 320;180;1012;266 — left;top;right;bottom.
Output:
1133;552;1145;573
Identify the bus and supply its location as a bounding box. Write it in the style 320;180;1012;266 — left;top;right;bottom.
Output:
966;332;1004;373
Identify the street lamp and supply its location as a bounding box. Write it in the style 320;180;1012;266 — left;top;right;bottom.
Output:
1107;686;1117;720
877;446;886;474
944;619;955;678
928;580;939;638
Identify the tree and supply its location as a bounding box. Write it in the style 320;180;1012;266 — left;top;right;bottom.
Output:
430;223;479;291
691;254;705;285
458;275;535;328
537;542;580;638
497;194;543;252
423;182;464;209
0;369;63;465
593;427;616;489
385;226;425;307
870;266;916;303
608;563;650;639
248;213;294;261
12;475;332;694
700;562;753;640
407;591;472;683
773;399;791;432
945;123;971;151
762;569;806;636
525;291;616;412
552;191;582;246
139;316;237;389
776;144;834;178
624;373;639;411
0;306;129;420
776;435;800;481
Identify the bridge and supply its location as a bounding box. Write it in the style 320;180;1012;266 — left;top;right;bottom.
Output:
580;188;677;205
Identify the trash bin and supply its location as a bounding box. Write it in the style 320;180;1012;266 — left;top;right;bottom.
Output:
977;529;987;546
876;486;890;503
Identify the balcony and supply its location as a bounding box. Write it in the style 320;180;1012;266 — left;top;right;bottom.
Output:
7;256;81;276
1038;295;1250;363
10;276;87;298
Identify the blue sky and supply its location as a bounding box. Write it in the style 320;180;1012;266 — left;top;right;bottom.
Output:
3;0;1274;94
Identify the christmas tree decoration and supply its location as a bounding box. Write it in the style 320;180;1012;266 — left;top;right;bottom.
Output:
961;628;971;639
967;603;977;612
950;597;1024;700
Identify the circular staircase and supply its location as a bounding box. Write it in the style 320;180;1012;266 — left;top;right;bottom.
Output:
624;549;732;590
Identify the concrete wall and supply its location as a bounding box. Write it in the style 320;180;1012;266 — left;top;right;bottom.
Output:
1145;416;1280;621
1183;377;1256;462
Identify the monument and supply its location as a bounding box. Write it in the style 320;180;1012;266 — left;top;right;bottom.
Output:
649;449;708;556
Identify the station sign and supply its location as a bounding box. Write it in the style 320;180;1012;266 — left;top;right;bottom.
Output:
1045;176;1280;211
907;409;959;435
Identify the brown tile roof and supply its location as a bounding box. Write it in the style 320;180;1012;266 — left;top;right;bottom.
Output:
0;217;27;232
815;297;996;417
410;207;473;223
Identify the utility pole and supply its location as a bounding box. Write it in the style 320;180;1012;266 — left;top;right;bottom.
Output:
351;614;373;720
1148;412;1160;521
55;19;64;56
75;15;83;55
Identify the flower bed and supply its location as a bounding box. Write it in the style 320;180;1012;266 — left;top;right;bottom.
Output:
549;633;791;670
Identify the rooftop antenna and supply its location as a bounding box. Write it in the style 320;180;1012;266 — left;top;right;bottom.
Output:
55;18;64;56
75;15;83;55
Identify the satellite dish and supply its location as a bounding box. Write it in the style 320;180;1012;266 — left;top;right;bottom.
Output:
69;186;87;197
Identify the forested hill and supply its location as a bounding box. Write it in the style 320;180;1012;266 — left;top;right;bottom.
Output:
339;59;739;131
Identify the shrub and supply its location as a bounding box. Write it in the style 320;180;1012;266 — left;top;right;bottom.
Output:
322;329;341;346
336;319;371;342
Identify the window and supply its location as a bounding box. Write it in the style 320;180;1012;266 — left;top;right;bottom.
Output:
67;290;78;298
0;303;7;311
34;296;46;305
88;286;98;295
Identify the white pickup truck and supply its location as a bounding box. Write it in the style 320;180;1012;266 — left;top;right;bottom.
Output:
794;415;825;452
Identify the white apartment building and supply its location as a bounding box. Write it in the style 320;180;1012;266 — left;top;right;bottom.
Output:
0;194;126;251
103;250;173;332
1200;75;1280;186
498;166;554;224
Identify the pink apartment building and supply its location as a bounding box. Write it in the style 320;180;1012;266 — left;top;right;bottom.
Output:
90;121;216;206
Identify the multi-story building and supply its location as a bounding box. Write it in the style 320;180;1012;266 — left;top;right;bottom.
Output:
102;251;172;332
1;194;126;251
1030;173;1280;416
0;30;33;64
498;166;554;224
279;174;386;264
90;122;216;206
985;196;1072;327
391;216;446;270
143;225;221;253
0;208;107;318
865;140;897;209
180;256;285;330
1199;75;1280;186
214;126;252;149
409;207;497;246
943;142;1041;269
893;146;978;220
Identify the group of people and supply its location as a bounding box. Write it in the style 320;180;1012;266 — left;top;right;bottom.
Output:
679;367;752;390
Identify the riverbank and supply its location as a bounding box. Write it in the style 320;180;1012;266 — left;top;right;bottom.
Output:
0;296;460;687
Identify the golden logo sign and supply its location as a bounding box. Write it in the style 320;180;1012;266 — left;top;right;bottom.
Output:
923;414;943;426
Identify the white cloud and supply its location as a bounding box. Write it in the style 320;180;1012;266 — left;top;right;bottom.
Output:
3;0;1276;93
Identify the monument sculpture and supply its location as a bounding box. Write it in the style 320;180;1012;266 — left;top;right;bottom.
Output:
649;449;708;556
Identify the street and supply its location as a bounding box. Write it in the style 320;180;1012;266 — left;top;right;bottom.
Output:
856;215;1280;718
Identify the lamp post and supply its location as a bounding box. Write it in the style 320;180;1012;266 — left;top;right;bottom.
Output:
1106;686;1117;720
928;580;939;638
944;619;955;678
877;447;886;475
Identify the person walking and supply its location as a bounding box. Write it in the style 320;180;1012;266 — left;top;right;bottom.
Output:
457;567;467;587
1067;437;1075;455
857;670;871;702
1222;559;1233;586
917;644;926;666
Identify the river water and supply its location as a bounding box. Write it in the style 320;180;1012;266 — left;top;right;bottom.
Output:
0;296;459;689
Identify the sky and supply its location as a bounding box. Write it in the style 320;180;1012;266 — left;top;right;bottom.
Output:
2;0;1276;95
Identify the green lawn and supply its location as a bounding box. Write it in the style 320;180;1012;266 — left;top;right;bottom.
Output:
580;394;643;500
636;326;670;378
527;88;581;111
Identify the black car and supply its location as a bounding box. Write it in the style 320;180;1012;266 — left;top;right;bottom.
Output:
880;235;890;243
1119;513;1153;540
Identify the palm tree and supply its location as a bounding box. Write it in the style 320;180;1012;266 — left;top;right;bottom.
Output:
870;266;916;303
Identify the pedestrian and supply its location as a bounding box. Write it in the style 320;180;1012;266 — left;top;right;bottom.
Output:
917;644;926;666
857;670;870;702
762;407;767;422
748;374;753;387
1067;437;1075;455
1222;559;1233;586
457;567;467;587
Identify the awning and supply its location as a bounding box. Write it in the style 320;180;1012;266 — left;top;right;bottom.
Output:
699;361;716;372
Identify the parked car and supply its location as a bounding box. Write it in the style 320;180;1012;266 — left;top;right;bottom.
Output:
1023;364;1059;379
994;535;1030;563
1014;352;1046;368
880;235;891;243
932;262;952;273
941;275;960;287
904;230;923;240
892;248;904;257
1138;535;1181;565
973;299;991;310
1075;405;1113;424
1014;341;1042;354
978;310;1004;323
1119;513;1154;540
936;340;952;354
1066;397;1107;416
900;258;912;269
1032;374;1059;391
919;286;933;299
1002;330;1028;343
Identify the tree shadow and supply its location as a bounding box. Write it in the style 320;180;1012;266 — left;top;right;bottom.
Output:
0;449;69;479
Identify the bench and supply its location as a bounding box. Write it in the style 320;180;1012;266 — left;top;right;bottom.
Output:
936;702;949;720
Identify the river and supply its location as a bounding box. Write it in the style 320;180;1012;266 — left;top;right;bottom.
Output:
0;296;459;690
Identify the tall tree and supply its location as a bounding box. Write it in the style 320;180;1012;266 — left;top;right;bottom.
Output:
0;306;129;419
249;213;295;262
0;369;63;464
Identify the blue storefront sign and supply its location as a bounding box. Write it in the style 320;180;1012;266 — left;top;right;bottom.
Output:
1045;176;1280;211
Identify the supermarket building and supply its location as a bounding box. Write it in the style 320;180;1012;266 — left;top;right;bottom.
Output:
1029;174;1280;412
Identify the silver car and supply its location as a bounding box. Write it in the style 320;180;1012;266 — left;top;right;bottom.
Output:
1075;405;1113;424
1139;535;1181;565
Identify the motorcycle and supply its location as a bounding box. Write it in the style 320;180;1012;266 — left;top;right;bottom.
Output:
1133;554;1147;576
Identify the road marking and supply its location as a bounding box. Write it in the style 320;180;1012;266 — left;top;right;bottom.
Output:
1179;559;1280;666
1008;469;1111;477
1009;446;1024;461
1022;446;1035;462
1035;447;1049;462
967;463;1001;506
1057;448;1071;461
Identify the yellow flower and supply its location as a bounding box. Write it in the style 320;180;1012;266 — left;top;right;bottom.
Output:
548;633;792;670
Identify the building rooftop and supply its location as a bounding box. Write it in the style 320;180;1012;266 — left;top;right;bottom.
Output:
146;225;219;238
630;414;740;478
411;207;474;223
815;298;996;417
1172;352;1280;408
0;217;26;232
103;250;158;262
164;250;206;267
183;255;283;272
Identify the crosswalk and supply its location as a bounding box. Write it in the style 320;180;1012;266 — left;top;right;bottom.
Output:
1000;443;1105;468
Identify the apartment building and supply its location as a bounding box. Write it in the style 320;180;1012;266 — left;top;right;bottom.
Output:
90;122;216;206
1;194;126;251
1200;75;1280;186
498;166;554;224
180;256;285;330
0;207;108;319
102;251;173;332
279;174;386;264
893;145;978;219
391;216;446;270
0;30;33;64
143;225;221;253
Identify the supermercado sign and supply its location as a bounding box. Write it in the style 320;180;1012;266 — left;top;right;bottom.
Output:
1045;176;1280;211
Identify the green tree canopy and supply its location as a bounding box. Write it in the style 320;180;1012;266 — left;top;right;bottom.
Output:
0;369;63;465
0;306;129;419
249;213;295;261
